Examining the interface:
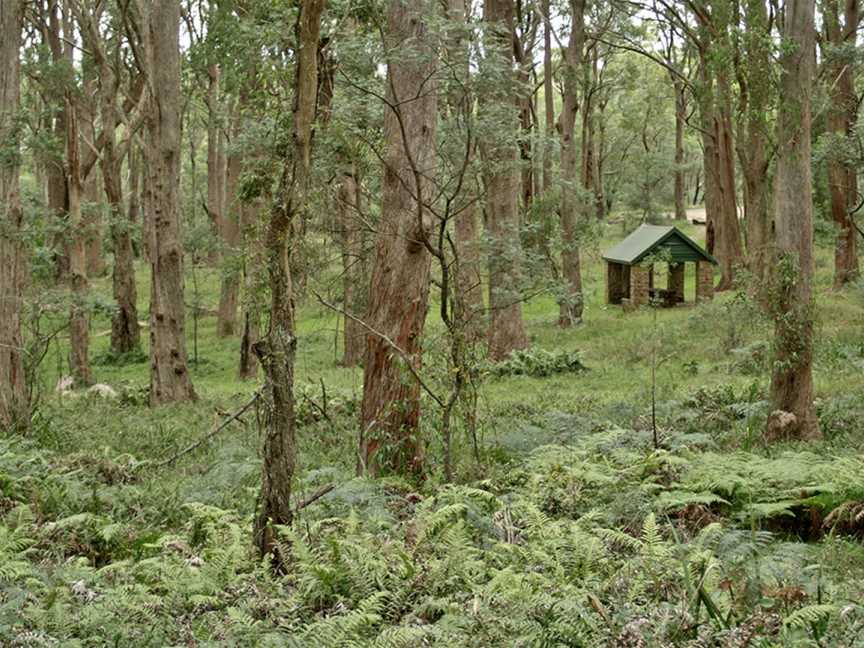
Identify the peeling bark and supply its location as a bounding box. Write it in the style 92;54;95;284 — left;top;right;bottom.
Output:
767;0;820;441
360;0;437;475
0;0;28;430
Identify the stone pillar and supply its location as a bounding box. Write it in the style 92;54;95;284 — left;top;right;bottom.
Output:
695;261;714;303
668;263;685;303
629;264;650;307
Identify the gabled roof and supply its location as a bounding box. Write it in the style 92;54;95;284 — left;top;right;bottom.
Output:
602;224;718;266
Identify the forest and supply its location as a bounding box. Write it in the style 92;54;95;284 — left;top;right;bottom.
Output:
1;0;864;645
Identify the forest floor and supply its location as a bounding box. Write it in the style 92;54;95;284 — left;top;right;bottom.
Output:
4;219;864;646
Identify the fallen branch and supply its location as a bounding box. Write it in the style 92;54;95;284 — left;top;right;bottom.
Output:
149;391;261;469
295;484;336;513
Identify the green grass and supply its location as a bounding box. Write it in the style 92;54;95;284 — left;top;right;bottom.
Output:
5;218;864;645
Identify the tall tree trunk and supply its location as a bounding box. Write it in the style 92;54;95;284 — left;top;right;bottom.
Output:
447;0;483;340
595;95;608;218
736;0;772;285
253;0;325;560
145;0;196;405
80;76;105;278
216;104;241;337
542;0;554;193
42;0;73;282
65;97;92;387
83;173;105;276
557;0;586;326
360;0;437;476
825;0;860;287
238;197;261;379
713;72;743;290
106;145;139;354
695;11;743;291
482;0;530;353
766;0;820;441
336;168;369;366
673;78;687;220
0;0;28;430
206;64;225;265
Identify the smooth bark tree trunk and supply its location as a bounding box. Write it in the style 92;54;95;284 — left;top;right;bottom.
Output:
0;0;28;430
766;0;820;441
144;0;196;405
253;0;325;561
557;0;586;326
79;78;105;278
65;98;93;387
206;64;225;265
106;146;140;354
673;78;687;221
336;169;368;366
736;0;772;285
42;1;73;282
238;198;261;380
216;105;241;337
481;0;530;353
359;0;437;476
447;0;484;340
83;174;105;276
825;0;860;288
695;13;744;291
542;0;554;194
80;11;141;355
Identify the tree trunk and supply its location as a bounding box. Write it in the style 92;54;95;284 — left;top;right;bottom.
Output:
253;0;325;560
216;105;241;337
542;0;554;194
673;79;687;220
144;0;196;405
359;0;437;476
106;146;139;354
0;0;28;430
337;168;369;366
713;72;743;290
79;78;105;278
206;63;225;265
41;1;73;282
825;0;860;288
238;198;261;379
736;0;772;285
447;0;483;340
695;13;743;291
766;0;820;442
481;0;530;353
65;97;93;387
557;0;586;327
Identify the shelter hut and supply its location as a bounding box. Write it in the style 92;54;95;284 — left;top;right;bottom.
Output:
603;224;717;308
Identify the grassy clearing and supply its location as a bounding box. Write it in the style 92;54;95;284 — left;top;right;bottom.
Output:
4;221;864;645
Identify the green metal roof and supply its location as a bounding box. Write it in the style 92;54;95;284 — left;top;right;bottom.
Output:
602;224;717;266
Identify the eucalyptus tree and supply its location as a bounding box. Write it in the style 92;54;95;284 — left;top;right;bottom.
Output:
124;0;197;405
557;0;587;326
359;0;438;475
252;0;325;560
823;0;861;287
766;0;820;441
480;0;530;355
0;0;27;430
734;0;774;284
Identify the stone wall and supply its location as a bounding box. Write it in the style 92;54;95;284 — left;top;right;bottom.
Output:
695;261;715;303
629;264;650;307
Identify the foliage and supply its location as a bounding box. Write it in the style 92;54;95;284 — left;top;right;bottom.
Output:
484;348;588;379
